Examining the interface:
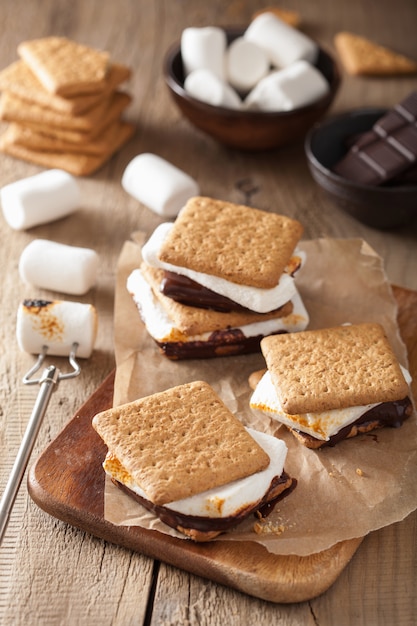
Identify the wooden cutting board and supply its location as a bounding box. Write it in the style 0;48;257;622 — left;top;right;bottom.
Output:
27;285;417;604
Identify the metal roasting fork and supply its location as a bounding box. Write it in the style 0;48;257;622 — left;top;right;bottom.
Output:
0;343;81;544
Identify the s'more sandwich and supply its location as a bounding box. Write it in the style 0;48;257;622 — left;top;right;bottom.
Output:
127;196;309;359
250;323;413;448
92;380;295;541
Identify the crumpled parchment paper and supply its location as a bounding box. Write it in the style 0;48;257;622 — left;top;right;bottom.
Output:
104;235;416;557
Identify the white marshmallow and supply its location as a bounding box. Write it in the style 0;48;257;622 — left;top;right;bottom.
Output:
122;153;199;218
225;37;270;92
184;69;242;109
19;239;99;295
1;169;80;231
244;12;318;68
181;26;227;79
16;299;98;358
244;60;329;112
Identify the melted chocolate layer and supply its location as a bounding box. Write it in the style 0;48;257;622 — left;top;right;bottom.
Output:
113;471;294;534
160;271;251;312
156;329;287;360
290;396;413;448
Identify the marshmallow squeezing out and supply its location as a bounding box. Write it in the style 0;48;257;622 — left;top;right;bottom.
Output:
104;427;288;519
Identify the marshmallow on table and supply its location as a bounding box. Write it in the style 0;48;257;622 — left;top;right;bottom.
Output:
225;37;270;93
181;26;227;80
244;12;318;68
244;60;329;112
1;169;80;231
16;299;98;358
19;239;99;295
184;69;242;109
122;153;200;218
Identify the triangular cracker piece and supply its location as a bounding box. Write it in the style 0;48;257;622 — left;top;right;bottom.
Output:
334;32;417;76
17;37;110;95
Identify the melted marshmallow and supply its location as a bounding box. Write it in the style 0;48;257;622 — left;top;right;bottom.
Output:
126;268;309;343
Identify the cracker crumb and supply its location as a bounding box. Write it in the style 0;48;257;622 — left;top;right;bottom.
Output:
356;467;364;476
253;518;286;535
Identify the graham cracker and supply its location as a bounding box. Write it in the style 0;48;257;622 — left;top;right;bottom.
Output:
158;197;303;289
0;90;131;131
11;91;131;144
140;263;293;336
261;323;409;414
17;37;110;96
0;120;135;176
252;7;301;27
334;32;417;76
0;60;131;115
6;118;131;156
92;380;270;506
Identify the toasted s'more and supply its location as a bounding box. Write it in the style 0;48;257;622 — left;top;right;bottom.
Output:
127;196;309;359
92;381;295;541
250;323;413;448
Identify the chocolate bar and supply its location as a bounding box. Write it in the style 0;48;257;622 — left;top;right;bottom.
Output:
332;91;417;185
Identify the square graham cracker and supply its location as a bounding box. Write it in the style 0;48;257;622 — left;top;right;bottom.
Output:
0;90;131;132
158;196;303;289
17;37;110;96
0;60;131;115
92;380;270;506
261;323;409;414
0;120;135;176
334;32;417;76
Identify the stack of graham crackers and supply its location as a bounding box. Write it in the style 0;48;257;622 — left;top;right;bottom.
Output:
0;37;135;176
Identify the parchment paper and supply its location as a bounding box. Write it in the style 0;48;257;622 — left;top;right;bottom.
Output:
106;235;417;556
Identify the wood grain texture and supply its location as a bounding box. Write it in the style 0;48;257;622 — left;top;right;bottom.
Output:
0;0;416;624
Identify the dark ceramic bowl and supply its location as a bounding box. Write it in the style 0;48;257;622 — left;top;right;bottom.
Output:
305;108;417;229
163;27;341;151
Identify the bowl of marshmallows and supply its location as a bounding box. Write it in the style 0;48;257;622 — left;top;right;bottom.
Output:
163;12;341;150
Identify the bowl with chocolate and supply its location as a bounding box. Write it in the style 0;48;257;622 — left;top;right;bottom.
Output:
163;19;340;151
305;95;417;229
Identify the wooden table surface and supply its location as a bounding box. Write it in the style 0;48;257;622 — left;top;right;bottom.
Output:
0;1;416;624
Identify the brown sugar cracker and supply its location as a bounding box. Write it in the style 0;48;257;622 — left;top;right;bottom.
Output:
6;118;132;156
17;37;110;96
0;120;135;176
92;380;270;506
140;263;293;336
0;90;131;132
334;32;417;76
158;197;303;289
9;91;132;144
0;60;131;115
261;323;409;414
